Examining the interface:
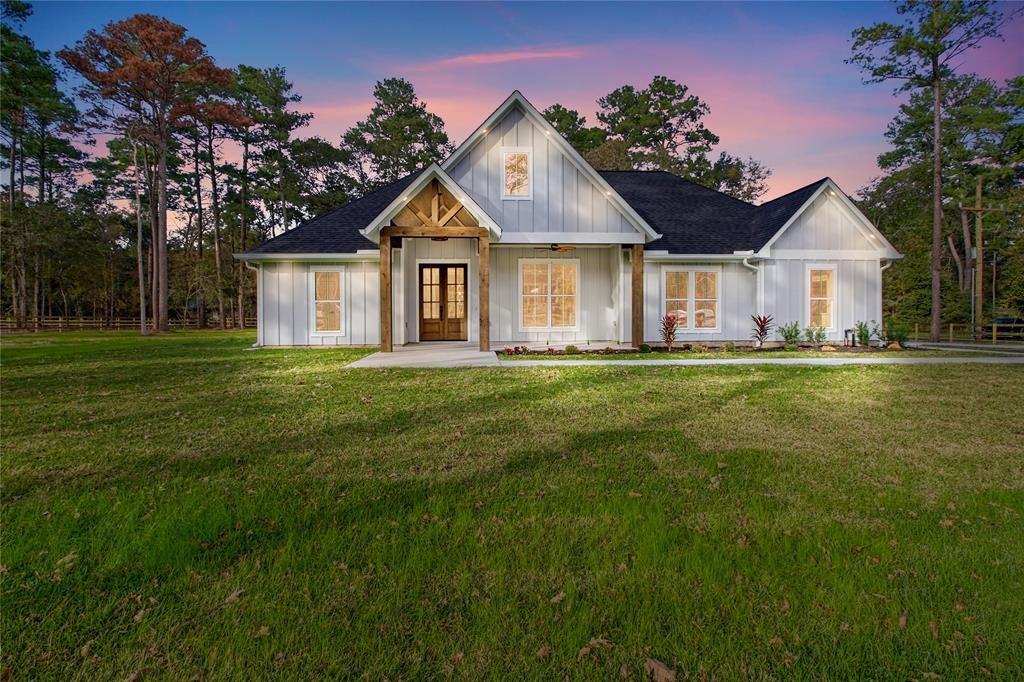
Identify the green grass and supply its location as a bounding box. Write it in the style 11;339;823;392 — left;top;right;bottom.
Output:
3;330;1023;679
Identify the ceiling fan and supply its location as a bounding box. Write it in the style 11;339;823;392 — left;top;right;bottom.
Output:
534;244;576;252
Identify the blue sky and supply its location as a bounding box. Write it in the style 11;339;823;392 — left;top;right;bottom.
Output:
22;1;1024;199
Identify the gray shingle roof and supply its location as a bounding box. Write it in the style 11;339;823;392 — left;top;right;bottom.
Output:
243;169;829;256
748;177;830;249
243;174;417;254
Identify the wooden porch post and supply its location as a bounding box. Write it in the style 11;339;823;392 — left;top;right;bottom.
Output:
631;244;644;348
380;228;392;352
478;234;490;352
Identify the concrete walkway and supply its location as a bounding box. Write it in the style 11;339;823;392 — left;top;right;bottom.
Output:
500;355;1024;367
347;341;499;368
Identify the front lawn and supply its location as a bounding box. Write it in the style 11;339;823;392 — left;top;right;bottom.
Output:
2;331;1022;679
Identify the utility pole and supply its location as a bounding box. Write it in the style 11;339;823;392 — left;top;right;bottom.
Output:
959;176;1004;339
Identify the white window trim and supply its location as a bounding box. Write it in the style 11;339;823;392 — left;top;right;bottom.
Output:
660;265;722;333
309;266;345;336
805;263;838;332
517;257;581;333
501;146;532;200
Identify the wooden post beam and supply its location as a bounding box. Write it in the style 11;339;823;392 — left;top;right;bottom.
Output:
479;235;490;352
383;225;488;239
380;228;393;352
631;244;644;348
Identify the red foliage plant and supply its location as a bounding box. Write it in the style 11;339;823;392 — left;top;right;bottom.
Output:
660;314;679;352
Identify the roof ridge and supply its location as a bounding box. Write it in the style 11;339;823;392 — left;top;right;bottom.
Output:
757;177;830;207
600;169;758;209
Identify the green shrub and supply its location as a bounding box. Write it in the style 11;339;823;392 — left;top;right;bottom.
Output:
564;344;580;355
855;320;871;346
723;342;736;353
638;343;652;353
804;326;826;347
778;321;802;345
874;321;909;346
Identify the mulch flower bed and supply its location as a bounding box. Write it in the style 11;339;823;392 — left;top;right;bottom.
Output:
501;343;906;356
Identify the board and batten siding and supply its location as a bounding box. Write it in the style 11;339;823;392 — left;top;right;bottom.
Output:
763;259;882;342
770;192;877;253
258;261;380;346
628;261;757;343
447;106;636;236
490;246;619;344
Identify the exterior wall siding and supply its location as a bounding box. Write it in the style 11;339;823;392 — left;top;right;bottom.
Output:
258;261;380;346
763;258;882;342
447;106;636;236
640;261;757;343
772;192;876;252
491;246;619;344
256;254;883;347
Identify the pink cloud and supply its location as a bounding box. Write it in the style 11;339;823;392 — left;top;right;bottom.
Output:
405;47;587;71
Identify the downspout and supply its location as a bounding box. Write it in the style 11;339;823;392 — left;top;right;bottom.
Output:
879;260;893;334
741;257;763;317
243;260;260;347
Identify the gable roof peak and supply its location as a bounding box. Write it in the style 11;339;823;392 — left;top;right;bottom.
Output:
441;89;660;241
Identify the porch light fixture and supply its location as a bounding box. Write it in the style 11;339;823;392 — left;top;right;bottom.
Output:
431;237;449;242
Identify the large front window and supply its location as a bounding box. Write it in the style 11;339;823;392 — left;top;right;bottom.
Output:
313;270;342;333
662;268;719;331
520;259;578;330
808;267;835;329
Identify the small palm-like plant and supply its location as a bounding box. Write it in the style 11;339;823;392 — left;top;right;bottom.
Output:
660;314;679;352
750;314;774;348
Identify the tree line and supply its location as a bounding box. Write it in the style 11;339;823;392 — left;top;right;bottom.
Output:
1;1;1020;336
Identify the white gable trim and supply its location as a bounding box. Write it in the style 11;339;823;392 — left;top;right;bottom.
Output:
757;179;901;259
440;91;661;242
360;163;501;244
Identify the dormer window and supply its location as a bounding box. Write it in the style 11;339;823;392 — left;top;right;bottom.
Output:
502;147;531;199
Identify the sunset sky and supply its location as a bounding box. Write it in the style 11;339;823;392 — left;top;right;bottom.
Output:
25;1;1024;201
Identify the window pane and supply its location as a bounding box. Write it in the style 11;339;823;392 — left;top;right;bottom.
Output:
521;262;548;295
695;300;717;329
694;272;717;300
504;152;529;196
551;262;576;295
810;300;831;328
316;302;341;332
315;272;340;301
447;284;465;319
810;270;832;298
522;296;547;328
551;295;576;328
666;272;688;301
665;301;687;327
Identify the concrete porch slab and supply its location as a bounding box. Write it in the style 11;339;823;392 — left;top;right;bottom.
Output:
347;342;500;368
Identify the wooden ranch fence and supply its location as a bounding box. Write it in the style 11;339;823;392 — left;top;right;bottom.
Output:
0;317;257;333
912;322;1024;344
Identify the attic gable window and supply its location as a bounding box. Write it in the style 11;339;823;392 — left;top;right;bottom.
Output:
502;147;531;199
